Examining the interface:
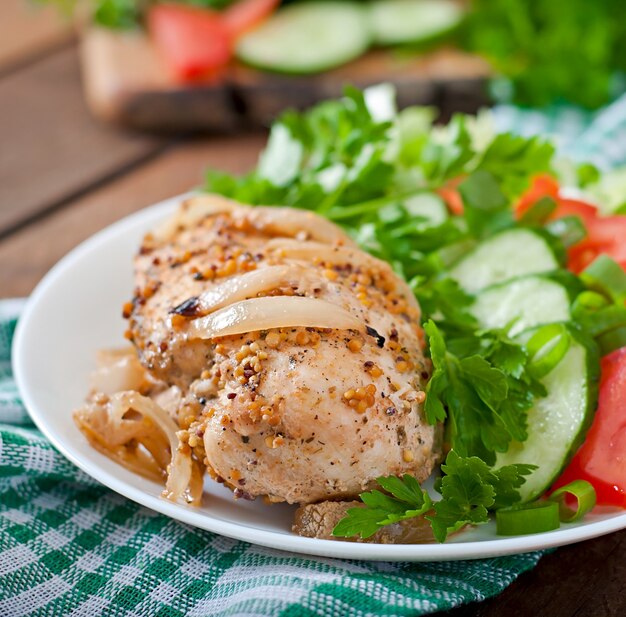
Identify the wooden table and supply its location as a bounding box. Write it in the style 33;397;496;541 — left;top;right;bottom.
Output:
0;3;623;615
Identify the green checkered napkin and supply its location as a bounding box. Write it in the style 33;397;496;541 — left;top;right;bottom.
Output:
493;92;626;170
1;302;545;616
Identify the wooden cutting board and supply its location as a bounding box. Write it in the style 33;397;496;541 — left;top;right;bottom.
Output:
80;27;492;132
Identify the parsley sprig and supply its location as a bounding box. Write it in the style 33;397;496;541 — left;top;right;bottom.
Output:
332;474;432;540
333;451;536;543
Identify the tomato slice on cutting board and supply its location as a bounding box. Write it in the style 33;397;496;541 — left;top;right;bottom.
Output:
222;0;280;37
553;347;626;507
148;1;280;82
148;4;232;82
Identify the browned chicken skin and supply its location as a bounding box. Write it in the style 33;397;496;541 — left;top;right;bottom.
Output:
125;195;440;505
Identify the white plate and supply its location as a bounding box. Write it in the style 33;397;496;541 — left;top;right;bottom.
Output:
13;193;626;562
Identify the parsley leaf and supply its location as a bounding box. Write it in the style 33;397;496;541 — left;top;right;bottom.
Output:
427;451;536;542
332;474;432;539
424;321;546;463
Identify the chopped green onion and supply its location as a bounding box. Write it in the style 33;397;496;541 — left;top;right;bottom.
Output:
496;501;560;536
581;255;626;303
597;325;626;356
520;196;557;225
573;290;610;311
545;215;587;248
549;480;596;522
526;324;571;379
579;305;626;337
327;194;412;221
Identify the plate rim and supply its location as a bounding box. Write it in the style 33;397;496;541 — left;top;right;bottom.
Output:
12;192;626;562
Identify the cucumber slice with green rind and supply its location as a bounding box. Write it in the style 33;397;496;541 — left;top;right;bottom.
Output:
403;193;449;226
496;332;599;503
370;0;464;46
449;228;561;293
235;2;372;74
470;276;572;336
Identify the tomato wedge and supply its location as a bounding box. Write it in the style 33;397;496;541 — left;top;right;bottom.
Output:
566;214;626;273
516;176;626;274
222;0;280;38
148;4;232;82
516;174;560;216
552;347;626;507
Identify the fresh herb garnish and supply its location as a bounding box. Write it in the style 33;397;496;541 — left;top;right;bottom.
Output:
332;474;432;540
332;451;536;543
424;321;547;464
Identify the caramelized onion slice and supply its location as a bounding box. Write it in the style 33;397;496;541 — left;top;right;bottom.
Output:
245;207;354;246
153;194;239;241
74;391;202;506
111;392;201;506
172;265;321;318
267;238;386;268
153;194;353;246
267;239;419;311
90;348;153;394
188;296;363;339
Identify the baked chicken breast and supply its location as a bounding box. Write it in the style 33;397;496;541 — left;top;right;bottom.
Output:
97;195;440;505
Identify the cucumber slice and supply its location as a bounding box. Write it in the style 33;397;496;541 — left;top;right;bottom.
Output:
470;276;571;336
403;192;449;226
496;336;598;503
235;2;372;74
370;0;464;46
449;229;560;294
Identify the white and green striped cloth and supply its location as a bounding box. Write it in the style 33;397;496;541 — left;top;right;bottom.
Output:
0;301;546;616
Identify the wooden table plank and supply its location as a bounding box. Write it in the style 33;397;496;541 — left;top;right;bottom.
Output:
0;0;73;72
0;45;170;238
0;136;264;298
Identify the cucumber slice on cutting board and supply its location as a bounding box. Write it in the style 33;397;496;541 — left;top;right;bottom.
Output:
496;334;599;503
369;0;464;46
235;2;372;74
470;276;572;336
449;228;561;294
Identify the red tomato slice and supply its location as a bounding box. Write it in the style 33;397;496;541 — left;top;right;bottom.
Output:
562;209;626;273
552;347;626;507
515;176;626;274
516;174;560;216
148;4;232;82
222;0;280;38
551;198;598;225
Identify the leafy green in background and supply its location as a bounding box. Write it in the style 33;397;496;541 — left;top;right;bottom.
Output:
462;0;626;108
35;0;235;29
